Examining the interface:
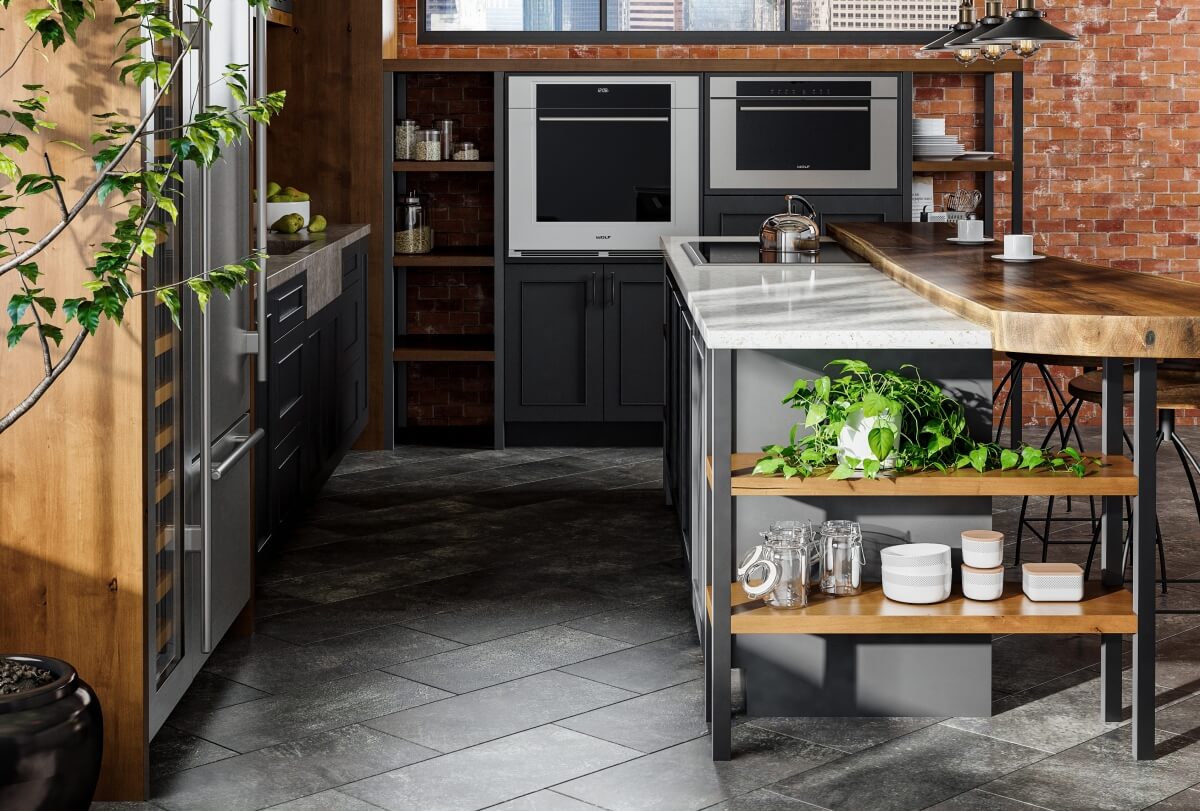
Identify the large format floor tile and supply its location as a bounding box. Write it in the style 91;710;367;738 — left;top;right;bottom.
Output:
560;632;703;693
563;593;697;645
340;725;639;811
746;715;943;755
364;670;636;753
556;679;709;753
556;724;841;811
769;725;1045;811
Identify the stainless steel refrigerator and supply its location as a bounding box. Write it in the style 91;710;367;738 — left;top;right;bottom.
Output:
146;0;266;735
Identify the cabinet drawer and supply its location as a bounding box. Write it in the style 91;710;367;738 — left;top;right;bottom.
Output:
269;338;305;445
268;278;307;346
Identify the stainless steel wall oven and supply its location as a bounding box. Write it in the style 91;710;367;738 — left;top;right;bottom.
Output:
508;75;700;258
708;75;900;193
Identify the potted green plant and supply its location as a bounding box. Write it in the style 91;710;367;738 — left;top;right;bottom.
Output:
754;359;1096;481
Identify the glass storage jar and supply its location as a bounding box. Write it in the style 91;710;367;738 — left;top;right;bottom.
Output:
453;141;480;161
414;129;441;162
737;521;819;609
395;191;432;254
394;119;417;160
435;119;455;160
819;520;865;596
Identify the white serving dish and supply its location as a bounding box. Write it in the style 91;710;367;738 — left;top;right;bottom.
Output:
265;200;311;231
881;570;952;589
882;579;951;604
961;563;1004;601
1022;562;1084;602
961;530;1004;569
881;563;951;578
880;543;951;569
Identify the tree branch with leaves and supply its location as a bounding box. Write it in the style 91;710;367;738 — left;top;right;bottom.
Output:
0;0;285;434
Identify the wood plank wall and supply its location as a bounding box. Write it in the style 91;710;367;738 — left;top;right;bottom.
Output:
267;1;388;448
0;2;148;800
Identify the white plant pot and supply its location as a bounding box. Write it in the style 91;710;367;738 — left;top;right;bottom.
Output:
265;201;310;231
837;408;901;470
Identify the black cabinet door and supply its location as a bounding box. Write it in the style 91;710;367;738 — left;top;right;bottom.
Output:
703;194;905;237
336;239;368;445
505;265;604;422
603;264;664;422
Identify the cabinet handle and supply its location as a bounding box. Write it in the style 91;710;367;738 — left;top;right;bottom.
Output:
607;272;615;306
590;272;597;304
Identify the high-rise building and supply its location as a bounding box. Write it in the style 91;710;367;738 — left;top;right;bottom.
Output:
624;0;681;30
522;0;597;30
791;0;831;30
827;0;955;30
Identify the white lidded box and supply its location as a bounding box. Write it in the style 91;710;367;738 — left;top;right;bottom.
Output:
881;543;951;604
1022;562;1084;602
961;563;1004;601
961;529;1004;569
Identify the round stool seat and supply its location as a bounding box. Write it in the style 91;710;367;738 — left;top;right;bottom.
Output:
1067;369;1200;411
1006;352;1101;368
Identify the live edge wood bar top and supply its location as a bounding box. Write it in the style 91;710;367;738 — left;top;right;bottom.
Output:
709;583;1137;635
382;58;1022;74
828;222;1200;359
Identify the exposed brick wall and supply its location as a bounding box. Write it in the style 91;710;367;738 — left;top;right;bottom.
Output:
395;0;1200;432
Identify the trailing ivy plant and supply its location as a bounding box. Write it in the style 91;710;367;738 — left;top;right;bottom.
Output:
0;0;285;435
753;359;1100;480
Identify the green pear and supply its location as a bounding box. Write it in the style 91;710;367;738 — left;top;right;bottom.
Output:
283;186;310;202
270;213;304;234
265;181;282;199
308;214;327;234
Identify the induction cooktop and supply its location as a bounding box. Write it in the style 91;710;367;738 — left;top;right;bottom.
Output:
684;239;865;266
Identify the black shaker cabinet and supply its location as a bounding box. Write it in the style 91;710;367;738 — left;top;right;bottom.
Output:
259;237;369;551
505;263;663;424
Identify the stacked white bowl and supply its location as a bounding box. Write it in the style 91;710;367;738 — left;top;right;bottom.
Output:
880;543;952;604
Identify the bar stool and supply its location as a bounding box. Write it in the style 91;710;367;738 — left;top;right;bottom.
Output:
1017;365;1200;591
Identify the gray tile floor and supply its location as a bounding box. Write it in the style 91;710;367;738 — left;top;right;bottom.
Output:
93;437;1200;811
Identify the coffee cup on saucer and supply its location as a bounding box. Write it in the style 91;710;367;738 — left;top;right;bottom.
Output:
957;219;984;242
1003;234;1035;259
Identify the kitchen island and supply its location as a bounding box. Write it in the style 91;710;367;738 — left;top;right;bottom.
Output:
666;223;1200;762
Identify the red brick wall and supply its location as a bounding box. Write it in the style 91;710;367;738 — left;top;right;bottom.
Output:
395;0;1200;432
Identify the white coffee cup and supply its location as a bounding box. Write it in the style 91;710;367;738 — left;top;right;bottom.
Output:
1004;234;1035;258
957;219;984;242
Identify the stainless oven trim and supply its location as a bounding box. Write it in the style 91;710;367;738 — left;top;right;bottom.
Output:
707;75;899;193
508;75;700;258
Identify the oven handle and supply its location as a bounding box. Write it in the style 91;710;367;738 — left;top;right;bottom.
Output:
538;116;670;122
737;106;870;112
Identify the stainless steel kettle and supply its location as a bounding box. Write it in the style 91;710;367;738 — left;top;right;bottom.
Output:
759;195;820;260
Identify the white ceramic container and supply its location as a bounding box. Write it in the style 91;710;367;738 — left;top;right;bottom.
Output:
879;543;951;569
961;530;1004;569
1022;562;1084;602
265;201;310;231
961;563;1004;601
882;577;951;604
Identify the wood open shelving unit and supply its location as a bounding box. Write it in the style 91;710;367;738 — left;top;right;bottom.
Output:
393;334;496;362
912;159;1013;173
393;160;495;173
392;246;496;268
708;583;1137;636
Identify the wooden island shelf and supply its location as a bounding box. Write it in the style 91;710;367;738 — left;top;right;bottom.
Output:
708;584;1137;636
707;453;1138;498
912;159;1013;173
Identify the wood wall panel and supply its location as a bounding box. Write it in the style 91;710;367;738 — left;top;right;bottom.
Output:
0;2;147;800
267;2;386;448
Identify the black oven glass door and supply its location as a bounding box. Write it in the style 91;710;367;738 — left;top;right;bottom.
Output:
536;111;672;223
735;100;872;172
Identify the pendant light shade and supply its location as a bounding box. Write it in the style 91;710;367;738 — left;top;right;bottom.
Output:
974;0;1078;44
921;0;976;52
947;0;1010;61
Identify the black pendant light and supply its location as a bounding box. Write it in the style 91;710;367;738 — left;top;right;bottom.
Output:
921;0;977;56
974;0;1078;58
947;0;1010;62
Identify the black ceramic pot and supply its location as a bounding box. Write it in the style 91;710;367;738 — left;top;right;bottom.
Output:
0;655;103;811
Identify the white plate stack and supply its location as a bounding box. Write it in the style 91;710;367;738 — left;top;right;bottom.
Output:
881;543;952;604
913;118;965;161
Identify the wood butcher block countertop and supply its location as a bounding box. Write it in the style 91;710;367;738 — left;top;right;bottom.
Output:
828;222;1200;359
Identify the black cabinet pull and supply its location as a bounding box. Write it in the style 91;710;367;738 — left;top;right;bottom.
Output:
590;272;597;304
607;272;615;305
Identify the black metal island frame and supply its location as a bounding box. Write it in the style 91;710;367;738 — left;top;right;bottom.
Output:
663;222;1200;762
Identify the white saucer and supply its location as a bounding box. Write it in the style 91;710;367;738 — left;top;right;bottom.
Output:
947;237;994;245
992;253;1045;262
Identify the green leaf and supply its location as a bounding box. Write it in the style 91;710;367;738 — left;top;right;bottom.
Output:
1062;446;1082;462
828;464;857;481
753;457;784;476
187;278;213;311
867;426;895;462
968;445;988;473
38;323;63;346
24;8;54;31
6;321;32;348
999;448;1019;471
781;464;799;479
861;458;882;479
860;390;890;418
803;401;827;428
16;262;39;283
7;291;31;324
814;375;831;403
1020;446;1044;470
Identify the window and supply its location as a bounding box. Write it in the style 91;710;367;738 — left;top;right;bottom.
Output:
421;0;955;39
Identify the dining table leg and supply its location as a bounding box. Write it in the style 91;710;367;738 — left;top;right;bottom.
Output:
1100;358;1124;722
1132;357;1157;759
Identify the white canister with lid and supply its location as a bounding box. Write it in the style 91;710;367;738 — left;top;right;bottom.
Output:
961;563;1004;601
1022;562;1084;602
961;529;1004;569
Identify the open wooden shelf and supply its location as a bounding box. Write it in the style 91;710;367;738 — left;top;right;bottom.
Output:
912;159;1014;172
708;453;1138;497
265;8;293;26
393;246;495;268
393;333;495;363
709;583;1136;635
393;160;494;173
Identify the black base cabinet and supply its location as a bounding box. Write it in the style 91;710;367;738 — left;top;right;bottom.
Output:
504;263;664;435
703;194;904;237
258;237;369;551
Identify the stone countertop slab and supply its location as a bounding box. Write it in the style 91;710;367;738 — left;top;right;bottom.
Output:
265;224;370;317
662;235;992;351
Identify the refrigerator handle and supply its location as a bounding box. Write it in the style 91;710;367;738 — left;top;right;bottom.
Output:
211;428;265;481
253;6;268;383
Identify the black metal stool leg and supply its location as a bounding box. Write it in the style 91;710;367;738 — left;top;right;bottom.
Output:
994;361;1023;445
1041;495;1055;562
1156;517;1168;594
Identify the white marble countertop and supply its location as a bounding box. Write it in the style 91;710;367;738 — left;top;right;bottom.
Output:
662;236;992;351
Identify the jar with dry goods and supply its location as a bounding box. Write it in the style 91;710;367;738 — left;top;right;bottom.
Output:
414;129;441;162
395;192;432;254
453;141;480;161
394;119;417;160
435;119;455;160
